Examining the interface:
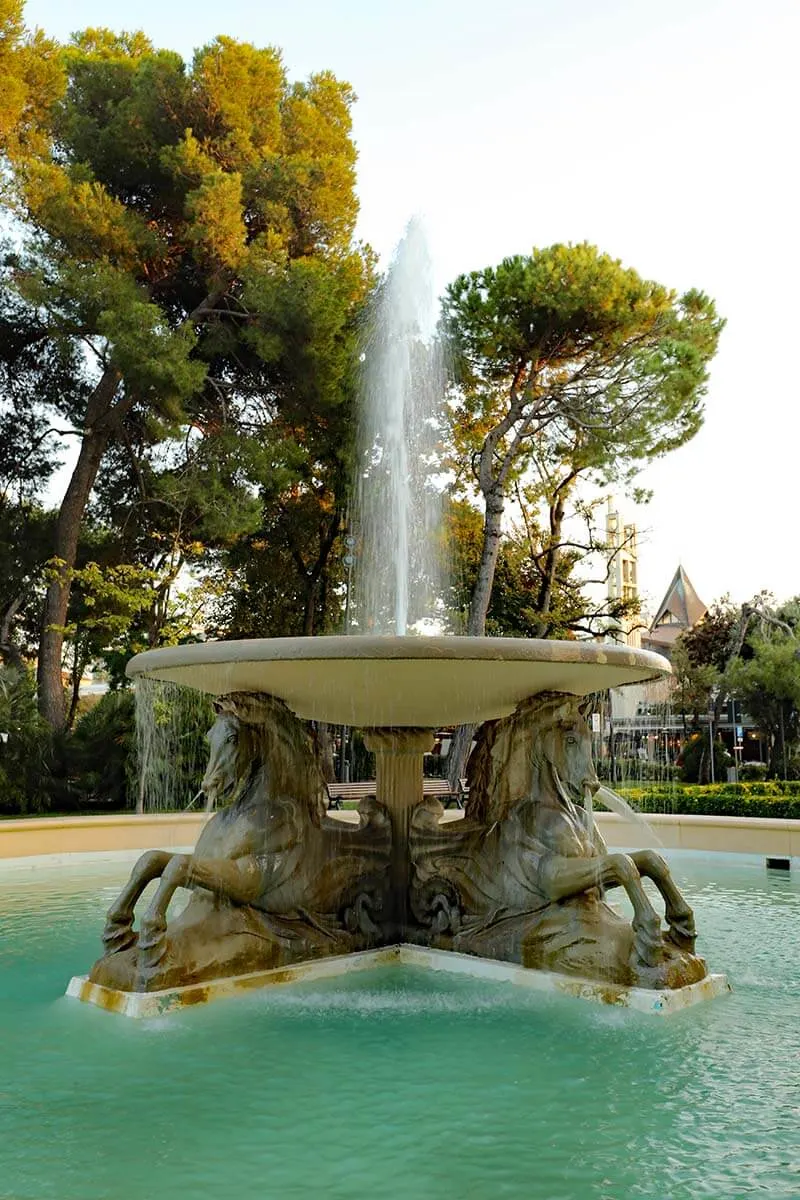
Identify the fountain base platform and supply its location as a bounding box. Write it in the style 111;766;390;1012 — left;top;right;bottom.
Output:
67;947;731;1019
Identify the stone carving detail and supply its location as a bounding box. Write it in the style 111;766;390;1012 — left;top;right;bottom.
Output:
91;688;708;996
90;693;391;993
409;693;706;990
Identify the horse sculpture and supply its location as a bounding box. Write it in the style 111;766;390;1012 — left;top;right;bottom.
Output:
410;692;706;989
90;692;391;993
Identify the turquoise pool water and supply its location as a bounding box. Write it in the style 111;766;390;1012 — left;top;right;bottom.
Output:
1;851;798;1199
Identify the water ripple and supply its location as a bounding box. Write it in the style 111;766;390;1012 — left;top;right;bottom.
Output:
0;850;798;1199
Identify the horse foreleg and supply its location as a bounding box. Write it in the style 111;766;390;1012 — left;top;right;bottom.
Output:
538;853;663;967
102;850;174;954
138;855;263;967
628;850;697;951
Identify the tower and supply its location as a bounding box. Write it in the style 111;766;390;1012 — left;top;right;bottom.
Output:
606;497;641;649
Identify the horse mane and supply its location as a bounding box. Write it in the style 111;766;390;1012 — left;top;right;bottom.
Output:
214;691;328;825
465;691;591;825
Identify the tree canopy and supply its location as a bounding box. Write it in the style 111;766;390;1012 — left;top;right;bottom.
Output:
0;17;370;727
1;9;736;814
672;594;800;777
442;243;723;636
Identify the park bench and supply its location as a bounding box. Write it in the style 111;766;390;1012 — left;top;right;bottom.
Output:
326;777;467;811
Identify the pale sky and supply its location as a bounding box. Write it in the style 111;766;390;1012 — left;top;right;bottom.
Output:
22;0;800;616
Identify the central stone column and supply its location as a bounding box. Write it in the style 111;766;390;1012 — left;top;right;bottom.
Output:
363;728;435;940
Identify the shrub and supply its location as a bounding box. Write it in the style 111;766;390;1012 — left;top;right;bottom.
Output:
738;762;768;782
0;668;53;814
53;689;136;812
679;734;732;784
611;781;800;820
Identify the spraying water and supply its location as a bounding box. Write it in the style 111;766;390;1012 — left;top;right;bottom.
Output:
351;219;446;635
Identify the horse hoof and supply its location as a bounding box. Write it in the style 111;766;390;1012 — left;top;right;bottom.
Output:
633;921;663;967
101;922;138;955
665;923;697;953
138;921;168;966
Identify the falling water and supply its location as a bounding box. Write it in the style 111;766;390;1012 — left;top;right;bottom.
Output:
133;679;216;811
351;219;447;635
606;681;682;807
585;682;682;843
594;784;663;841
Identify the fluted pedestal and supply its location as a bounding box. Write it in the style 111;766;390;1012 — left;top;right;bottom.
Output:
363;728;434;938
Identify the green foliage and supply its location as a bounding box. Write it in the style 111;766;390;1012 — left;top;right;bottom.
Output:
134;680;216;811
0;667;52;812
672;594;800;779
613;780;800;820
445;496;580;636
680;597;738;673
443;244;722;487
678;733;732;784
53;689;135;810
596;758;681;783
0;0;63;159
0;16;370;727
441;242;723;635
738;762;768;782
670;639;719;728
50;684;216;814
727;633;800;776
0;502;54;664
444;493;637;639
55;558;157;642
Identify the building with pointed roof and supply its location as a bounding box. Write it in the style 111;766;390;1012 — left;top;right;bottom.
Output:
642;565;707;657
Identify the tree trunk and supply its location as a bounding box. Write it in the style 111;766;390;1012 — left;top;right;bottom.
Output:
467;487;505;637
302;576;317;637
446;721;475;791
315;722;336;783
294;510;341;638
37;368;121;729
66;637;84;730
0;594;25;669
531;505;565;638
446;488;506;789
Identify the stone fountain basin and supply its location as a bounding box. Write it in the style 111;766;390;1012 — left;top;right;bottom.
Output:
126;635;670;726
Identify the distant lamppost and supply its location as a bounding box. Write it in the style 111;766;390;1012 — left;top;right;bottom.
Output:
708;686;720;785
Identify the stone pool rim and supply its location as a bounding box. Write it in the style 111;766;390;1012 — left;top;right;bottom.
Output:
2;812;798;862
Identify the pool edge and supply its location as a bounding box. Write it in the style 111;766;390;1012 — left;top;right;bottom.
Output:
66;945;731;1018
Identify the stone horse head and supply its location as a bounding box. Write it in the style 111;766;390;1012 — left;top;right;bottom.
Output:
465;691;599;827
201;691;328;825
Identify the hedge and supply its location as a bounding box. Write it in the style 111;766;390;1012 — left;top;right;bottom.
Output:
606;781;800;820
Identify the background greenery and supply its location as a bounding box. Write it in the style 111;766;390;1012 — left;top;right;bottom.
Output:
2;6;797;818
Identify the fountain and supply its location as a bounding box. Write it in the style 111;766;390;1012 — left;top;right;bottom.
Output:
67;226;728;1017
